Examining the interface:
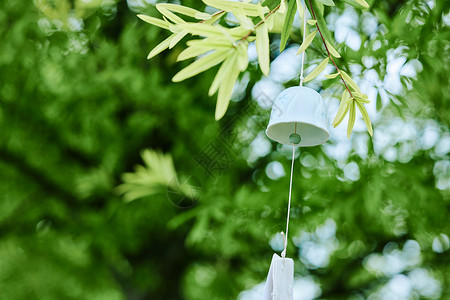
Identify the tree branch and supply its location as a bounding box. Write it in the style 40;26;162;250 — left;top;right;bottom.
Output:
242;3;283;41
307;0;353;98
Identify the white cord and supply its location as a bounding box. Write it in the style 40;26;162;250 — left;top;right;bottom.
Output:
299;1;308;87
281;143;296;258
282;2;307;258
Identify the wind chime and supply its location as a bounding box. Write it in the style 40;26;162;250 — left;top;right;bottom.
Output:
262;3;329;299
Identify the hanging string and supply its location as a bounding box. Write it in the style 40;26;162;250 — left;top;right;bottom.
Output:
282;3;308;258
282;122;300;258
281;137;297;258
299;2;308;87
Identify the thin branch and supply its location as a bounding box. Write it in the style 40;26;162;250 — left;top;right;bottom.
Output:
307;0;353;98
242;3;283;41
199;10;225;23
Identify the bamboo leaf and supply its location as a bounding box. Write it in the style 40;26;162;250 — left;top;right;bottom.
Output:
355;101;373;136
137;15;170;30
172;49;230;82
202;0;269;17
169;30;188;49
266;11;275;30
182;23;244;40
147;34;175;59
215;54;240;120
195;12;213;20
279;0;287;13
332;90;350;126
353;92;370;103
256;23;270;76
340;70;361;94
157;3;209;19
280;0;297;52
177;38;233;61
347;100;356;139
342;0;369;9
325;72;340;79
209;51;236;96
305;0;333;43
203;0;235;12
296;29;318;54
187;38;233;49
156;4;186;24
177;46;210;61
203;11;226;24
262;0;282;10
317;0;335;6
229;26;251;39
307;19;317;25
344;96;354;104
325;40;340;58
296;0;304;19
303;57;329;82
235;6;255;30
237;41;249;71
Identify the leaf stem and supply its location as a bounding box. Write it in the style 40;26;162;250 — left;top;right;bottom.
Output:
307;0;353;98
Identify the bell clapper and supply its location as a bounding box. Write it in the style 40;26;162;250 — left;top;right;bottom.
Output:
289;133;301;145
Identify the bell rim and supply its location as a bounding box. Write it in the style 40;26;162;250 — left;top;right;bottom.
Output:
266;120;329;147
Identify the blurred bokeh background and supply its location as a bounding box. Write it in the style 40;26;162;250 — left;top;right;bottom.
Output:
0;0;449;299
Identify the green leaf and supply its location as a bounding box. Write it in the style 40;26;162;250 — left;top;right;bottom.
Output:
156;4;186;24
235;6;256;30
376;92;382;110
203;11;226;24
317;0;335;6
230;26;251;39
202;0;269;17
296;0;304;19
237;41;249;71
340;70;361;94
280;0;297;52
325;72;340;79
137;15;170;30
279;0;287;13
147;34;176;59
157;3;210;19
353;92;370;103
305;0;333;43
169;30;188;49
296;29;318;54
178;38;233;61
177;47;209;61
262;0;282;10
303;57;329;82
347;100;356;139
307;19;317;25
256;23;270;76
332;90;350;126
182;23;244;40
117;150;190;202
325;40;340;58
266;10;275;30
187;38;233;49
342;0;369;9
355;101;373;136
209;57;231;96
215;53;240;120
172;49;231;82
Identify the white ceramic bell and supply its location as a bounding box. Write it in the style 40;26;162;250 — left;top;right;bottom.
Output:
266;86;329;147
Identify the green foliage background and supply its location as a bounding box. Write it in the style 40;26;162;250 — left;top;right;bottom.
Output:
0;0;448;299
